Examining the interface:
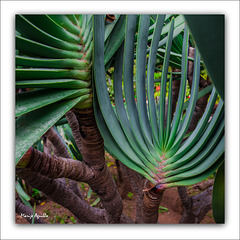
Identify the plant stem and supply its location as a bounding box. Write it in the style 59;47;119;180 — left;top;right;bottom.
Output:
65;110;83;153
142;180;164;223
19;148;95;182
44;127;84;199
72;107;123;223
178;185;213;223
16;168;106;223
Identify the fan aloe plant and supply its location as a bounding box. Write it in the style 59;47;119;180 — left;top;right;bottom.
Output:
15;14;224;224
94;15;224;222
16;14;92;164
94;14;224;186
15;14;127;165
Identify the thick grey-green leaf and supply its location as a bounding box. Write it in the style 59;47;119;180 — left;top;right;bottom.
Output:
16;96;86;165
16;79;91;89
16;89;90;117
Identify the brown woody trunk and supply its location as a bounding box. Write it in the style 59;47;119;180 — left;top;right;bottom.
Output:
122;163;145;223
16;168;106;223
44;127;84;199
20;148;94;182
72;108;123;223
142;180;164;223
178;186;213;223
115;160;132;198
42;135;52;155
65;110;83;153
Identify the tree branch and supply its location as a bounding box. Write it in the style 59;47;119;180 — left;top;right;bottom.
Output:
42;135;52;155
65;110;83;153
123;163;144;223
16;168;106;224
18;148;94;183
178;185;213;223
72;108;123;223
44;127;70;157
115;159;132;198
44;127;84;200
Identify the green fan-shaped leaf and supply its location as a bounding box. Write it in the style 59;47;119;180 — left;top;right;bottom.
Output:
16;96;86;165
16;88;90;117
16;79;91;89
166;155;223;187
16;15;82;52
16;68;90;81
147;15;165;145
16;56;89;70
104;15;126;67
94;14;224;188
94;15;151;171
22;15;81;43
16;35;83;59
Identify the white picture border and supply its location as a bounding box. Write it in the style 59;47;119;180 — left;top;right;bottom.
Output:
1;1;239;239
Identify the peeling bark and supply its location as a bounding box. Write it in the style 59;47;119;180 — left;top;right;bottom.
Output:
18;107;123;223
120;214;135;224
68;180;84;200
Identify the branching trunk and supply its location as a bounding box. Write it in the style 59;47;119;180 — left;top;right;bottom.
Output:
142;180;164;223
19;148;94;182
44;127;84;199
42;135;52;155
44;127;69;157
18;107;123;224
178;185;213;223
71;108;123;223
122;164;144;223
65;110;83;153
16;168;106;223
68;179;84;200
115;159;132;198
16;199;46;224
